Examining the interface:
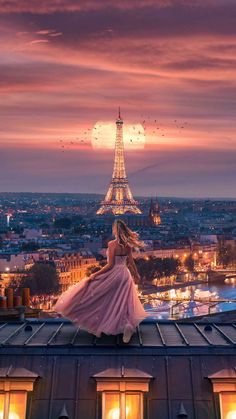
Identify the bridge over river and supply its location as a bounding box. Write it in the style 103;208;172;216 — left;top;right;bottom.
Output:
142;278;236;320
150;296;236;304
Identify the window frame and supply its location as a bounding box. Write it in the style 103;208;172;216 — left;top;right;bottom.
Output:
0;367;38;419
102;390;144;419
0;390;27;419
93;366;152;419
219;391;236;419
208;369;236;419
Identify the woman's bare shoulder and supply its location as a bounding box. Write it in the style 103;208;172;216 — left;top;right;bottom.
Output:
107;239;117;247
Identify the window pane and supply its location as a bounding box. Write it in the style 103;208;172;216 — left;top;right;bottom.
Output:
9;392;27;419
125;394;141;419
0;394;5;419
221;393;236;419
105;393;120;419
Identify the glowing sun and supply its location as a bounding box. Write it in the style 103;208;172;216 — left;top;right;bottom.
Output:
91;121;146;150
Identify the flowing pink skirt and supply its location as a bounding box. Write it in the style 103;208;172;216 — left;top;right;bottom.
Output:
54;262;148;337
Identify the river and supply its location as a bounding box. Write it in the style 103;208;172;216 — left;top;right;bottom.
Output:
143;281;236;320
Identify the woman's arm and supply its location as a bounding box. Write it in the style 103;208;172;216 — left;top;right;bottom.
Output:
127;246;141;282
88;241;115;280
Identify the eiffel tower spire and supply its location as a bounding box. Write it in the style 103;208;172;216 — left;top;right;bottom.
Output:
97;110;141;215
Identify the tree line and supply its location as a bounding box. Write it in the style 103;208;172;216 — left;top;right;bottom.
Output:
7;240;236;297
217;239;236;268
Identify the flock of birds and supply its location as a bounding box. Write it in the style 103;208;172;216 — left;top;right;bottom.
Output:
58;117;191;152
58;128;91;151
140;116;189;138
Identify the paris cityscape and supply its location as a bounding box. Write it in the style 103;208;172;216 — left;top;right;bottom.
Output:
1;111;236;321
1;1;236;418
1;111;236;419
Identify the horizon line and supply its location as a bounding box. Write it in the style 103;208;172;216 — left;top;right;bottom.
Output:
1;191;236;201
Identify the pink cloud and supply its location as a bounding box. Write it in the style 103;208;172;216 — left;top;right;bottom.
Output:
0;0;218;14
29;39;50;45
49;32;63;37
36;29;54;35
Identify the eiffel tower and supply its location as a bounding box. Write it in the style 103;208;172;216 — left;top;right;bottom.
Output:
97;109;142;215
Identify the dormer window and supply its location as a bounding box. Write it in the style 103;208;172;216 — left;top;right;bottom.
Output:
208;368;236;419
0;392;27;419
102;392;142;419
0;366;38;419
220;393;236;419
93;367;152;419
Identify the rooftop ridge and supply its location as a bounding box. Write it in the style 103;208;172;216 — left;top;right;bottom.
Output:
0;319;235;348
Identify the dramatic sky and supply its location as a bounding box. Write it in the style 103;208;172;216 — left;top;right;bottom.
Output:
0;0;236;197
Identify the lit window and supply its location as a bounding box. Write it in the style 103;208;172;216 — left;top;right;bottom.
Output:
0;367;38;419
208;368;236;419
0;392;27;419
0;395;4;418
103;392;142;419
94;367;152;419
220;393;236;419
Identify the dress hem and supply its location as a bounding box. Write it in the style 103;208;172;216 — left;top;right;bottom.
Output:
55;310;148;338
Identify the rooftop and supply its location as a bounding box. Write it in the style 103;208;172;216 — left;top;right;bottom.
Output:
0;319;235;350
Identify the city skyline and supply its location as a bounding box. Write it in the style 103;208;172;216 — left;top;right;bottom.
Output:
0;0;236;197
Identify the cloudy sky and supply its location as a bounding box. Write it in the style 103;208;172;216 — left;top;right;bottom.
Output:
0;0;236;197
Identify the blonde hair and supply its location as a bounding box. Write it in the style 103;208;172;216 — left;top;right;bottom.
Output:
112;219;145;249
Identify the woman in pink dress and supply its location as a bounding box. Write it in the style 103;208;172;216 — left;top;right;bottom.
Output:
54;219;148;343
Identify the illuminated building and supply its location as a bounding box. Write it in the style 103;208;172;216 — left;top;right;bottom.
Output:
6;212;12;228
97;109;141;215
149;198;161;226
0;319;235;418
55;252;98;291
